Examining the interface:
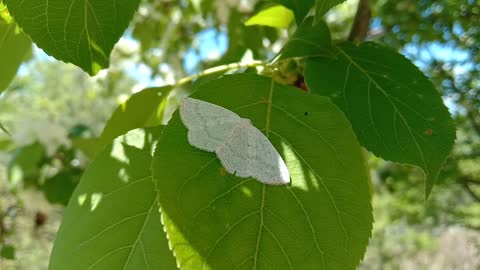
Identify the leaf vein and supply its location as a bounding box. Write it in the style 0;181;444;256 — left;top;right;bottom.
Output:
337;47;429;172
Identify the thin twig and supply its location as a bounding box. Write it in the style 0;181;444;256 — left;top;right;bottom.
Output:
175;60;266;88
459;176;480;202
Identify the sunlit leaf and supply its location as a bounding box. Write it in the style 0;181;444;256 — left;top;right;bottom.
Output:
154;74;372;269
4;0;140;75
97;86;172;152
304;42;456;197
245;5;294;29
0;2;13;23
0;21;31;93
49;128;177;270
273;0;315;24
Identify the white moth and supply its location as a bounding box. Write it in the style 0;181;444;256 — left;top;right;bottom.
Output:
180;97;290;185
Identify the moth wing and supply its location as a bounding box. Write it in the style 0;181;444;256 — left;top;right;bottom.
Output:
216;122;290;185
187;120;247;152
180;97;244;152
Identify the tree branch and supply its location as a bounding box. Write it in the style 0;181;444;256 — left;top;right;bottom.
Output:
459;176;480;202
464;178;480;186
348;0;372;42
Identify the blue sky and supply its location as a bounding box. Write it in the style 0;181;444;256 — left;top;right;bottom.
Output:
183;28;228;73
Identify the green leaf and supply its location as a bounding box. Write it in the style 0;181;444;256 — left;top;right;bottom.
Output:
0;2;12;23
0;245;15;260
49;128;177;270
278;17;333;60
154;74;372;269
72;137;98;159
304;42;456;197
0;138;13;151
43;170;80;206
314;0;346;24
8;142;46;188
245;5;294;29
5;0;141;75
273;0;315;24
97;86;172;152
0;21;31;93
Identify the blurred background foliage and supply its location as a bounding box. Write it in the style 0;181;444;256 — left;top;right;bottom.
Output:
0;0;479;269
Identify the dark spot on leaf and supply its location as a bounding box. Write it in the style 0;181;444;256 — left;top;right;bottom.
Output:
304;112;308;116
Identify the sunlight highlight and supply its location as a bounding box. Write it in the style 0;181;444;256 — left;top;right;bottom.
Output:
77;193;87;206
118;168;130;183
240;186;253;198
279;141;309;190
90;193;103;211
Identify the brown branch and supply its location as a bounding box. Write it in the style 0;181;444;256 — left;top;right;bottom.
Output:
463;183;480;202
464;179;480;185
459;176;480;202
348;0;372;42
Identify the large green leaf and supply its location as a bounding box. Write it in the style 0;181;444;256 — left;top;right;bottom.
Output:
245;5;294;29
154;74;372;269
304;42;456;197
97;86;172;153
72;137;98;159
314;0;346;24
5;0;140;75
0;21;31;92
49;128;177;270
278;17;333;60
273;0;314;24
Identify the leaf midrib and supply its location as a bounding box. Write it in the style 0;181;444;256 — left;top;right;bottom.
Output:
252;76;275;269
122;199;157;270
269;130;349;254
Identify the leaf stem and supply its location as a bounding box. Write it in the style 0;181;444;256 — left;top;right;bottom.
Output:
265;76;275;138
175;60;266;88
